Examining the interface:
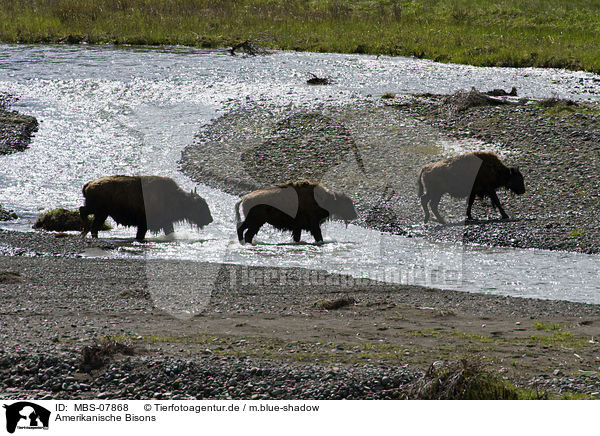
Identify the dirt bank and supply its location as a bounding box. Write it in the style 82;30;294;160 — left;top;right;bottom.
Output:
0;93;38;155
181;93;600;253
0;246;599;399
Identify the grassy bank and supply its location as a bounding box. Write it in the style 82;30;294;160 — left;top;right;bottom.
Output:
1;0;600;72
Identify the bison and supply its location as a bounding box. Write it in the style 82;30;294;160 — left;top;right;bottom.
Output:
417;151;525;224
235;181;358;244
79;175;213;241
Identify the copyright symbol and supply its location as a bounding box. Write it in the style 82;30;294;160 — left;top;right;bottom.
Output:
144;404;152;412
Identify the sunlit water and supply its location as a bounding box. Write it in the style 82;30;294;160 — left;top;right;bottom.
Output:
1;45;600;305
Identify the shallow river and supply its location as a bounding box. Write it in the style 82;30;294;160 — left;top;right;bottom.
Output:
1;44;600;305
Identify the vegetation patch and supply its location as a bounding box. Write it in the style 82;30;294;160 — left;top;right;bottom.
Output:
404;359;543;400
536;97;599;117
537;97;577;108
33;208;112;232
313;297;356;310
0;204;18;221
1;0;600;72
527;330;586;348
534;321;569;331
569;229;584;238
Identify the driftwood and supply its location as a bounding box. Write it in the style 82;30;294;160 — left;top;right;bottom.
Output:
229;40;269;56
484;87;518;97
443;88;518;112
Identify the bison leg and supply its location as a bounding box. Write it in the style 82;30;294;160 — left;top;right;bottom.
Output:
237;219;248;242
136;224;148;242
90;212;108;238
466;192;477;221
244;224;262;244
79;206;91;237
292;228;302;243
489;191;509;220
240;208;265;244
309;224;324;244
163;223;174;236
420;194;431;223
429;194;446;224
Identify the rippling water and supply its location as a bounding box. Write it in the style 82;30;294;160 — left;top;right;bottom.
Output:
1;44;600;306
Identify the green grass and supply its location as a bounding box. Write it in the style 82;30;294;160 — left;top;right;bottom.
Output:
33;208;112;232
2;0;600;71
408;325;594;350
534;321;568;331
407;358;548;399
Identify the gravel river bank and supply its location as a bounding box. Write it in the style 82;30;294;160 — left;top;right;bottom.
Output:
1;233;600;399
182;92;600;254
2;46;600;399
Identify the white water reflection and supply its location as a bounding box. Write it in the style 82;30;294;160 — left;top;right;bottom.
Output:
0;45;599;305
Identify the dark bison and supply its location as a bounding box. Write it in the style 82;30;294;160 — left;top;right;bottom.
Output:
235;181;358;244
417;151;525;223
80;175;213;241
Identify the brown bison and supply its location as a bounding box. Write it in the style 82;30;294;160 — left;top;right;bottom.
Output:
80;175;213;241
235;181;358;244
417;151;525;224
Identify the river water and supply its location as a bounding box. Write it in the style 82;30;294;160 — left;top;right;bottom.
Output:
1;44;600;305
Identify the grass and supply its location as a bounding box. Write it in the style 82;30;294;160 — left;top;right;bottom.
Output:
1;0;600;72
33;208;112;232
103;331;599;398
534;321;568;331
408;326;594;350
405;358;547;399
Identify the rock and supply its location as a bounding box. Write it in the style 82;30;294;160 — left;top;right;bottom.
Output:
0;204;17;221
33;208;112;232
0;93;38;155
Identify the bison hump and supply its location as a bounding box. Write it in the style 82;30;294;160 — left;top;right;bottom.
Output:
242;185;299;218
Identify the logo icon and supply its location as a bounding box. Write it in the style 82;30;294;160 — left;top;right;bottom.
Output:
3;402;50;434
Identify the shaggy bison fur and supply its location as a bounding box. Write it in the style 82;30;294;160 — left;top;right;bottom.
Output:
235;181;358;244
80;175;213;241
417;152;525;223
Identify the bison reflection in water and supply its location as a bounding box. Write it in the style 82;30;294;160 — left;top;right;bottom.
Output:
417;151;525;224
80;175;213;241
235;181;358;244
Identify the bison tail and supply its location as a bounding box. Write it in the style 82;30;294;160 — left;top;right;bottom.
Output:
82;180;91;196
417;168;425;198
234;200;242;226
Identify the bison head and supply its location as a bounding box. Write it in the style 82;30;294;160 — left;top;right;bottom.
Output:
507;167;525;195
185;189;213;229
327;192;358;221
